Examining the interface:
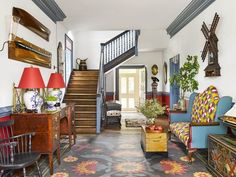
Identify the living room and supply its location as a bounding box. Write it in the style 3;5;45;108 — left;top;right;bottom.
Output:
0;0;235;176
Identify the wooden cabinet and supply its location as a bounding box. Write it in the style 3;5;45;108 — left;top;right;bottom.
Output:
11;104;75;175
208;134;236;177
141;125;167;154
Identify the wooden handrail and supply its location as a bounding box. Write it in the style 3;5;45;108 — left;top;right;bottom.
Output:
101;30;129;46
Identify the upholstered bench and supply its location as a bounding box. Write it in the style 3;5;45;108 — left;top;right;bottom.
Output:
169;86;233;161
105;101;122;129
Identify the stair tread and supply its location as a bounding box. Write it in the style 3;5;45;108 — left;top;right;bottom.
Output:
75;105;96;107
66;93;96;96
75;125;96;128
75;111;96;113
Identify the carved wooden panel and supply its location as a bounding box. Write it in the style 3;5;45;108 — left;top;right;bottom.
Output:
13;7;51;41
8;35;52;68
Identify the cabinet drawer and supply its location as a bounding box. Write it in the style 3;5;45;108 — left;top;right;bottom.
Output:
146;133;166;139
146;138;167;152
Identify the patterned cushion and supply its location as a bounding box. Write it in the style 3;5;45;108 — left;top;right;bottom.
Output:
170;122;190;146
191;86;219;123
107;110;121;117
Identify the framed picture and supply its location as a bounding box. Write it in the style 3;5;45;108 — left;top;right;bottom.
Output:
163;62;167;84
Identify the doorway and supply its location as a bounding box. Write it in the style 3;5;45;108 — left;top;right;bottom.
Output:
169;54;180;109
65;34;73;85
116;66;147;111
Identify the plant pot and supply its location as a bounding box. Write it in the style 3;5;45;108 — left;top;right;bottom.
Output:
179;99;186;111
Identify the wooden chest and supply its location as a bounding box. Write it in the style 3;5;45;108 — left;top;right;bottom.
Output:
208;134;236;177
141;125;167;152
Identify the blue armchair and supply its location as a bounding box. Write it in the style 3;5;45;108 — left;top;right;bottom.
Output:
169;86;233;161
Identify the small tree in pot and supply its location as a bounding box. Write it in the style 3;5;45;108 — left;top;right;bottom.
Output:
169;55;200;110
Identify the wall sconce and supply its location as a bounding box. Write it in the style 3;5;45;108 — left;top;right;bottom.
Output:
18;66;45;112
47;73;65;108
0;15;20;52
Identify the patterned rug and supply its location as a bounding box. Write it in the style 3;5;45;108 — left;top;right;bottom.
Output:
125;119;146;127
51;130;213;177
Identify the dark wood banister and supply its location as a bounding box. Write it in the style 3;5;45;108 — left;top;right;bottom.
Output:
101;30;130;46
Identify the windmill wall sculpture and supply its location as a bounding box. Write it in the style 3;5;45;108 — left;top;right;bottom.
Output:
201;13;221;77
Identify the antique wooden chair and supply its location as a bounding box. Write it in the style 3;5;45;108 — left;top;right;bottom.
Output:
0;119;42;177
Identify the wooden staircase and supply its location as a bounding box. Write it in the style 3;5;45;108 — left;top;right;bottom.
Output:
64;70;98;134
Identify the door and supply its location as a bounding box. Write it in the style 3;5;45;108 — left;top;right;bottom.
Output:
65;34;73;85
169;55;180;109
119;69;139;111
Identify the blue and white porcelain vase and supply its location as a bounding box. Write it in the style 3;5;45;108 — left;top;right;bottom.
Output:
24;89;39;111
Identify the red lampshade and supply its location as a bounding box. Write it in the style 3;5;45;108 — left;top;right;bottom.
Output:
47;73;65;88
18;67;45;88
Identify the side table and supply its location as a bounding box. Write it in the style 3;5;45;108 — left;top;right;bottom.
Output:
141;125;168;156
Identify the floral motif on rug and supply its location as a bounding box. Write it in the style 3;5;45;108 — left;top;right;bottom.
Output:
63;155;78;162
51;172;69;177
114;162;145;174
72;160;97;175
193;171;213;177
160;160;187;175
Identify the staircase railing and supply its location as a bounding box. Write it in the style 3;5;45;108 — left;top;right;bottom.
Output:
96;30;140;133
96;46;105;133
102;30;139;65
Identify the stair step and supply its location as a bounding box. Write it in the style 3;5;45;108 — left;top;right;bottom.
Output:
75;112;96;118
71;77;98;81
75;117;96;121
74;105;96;111
75;127;96;134
69;80;98;85
64;98;96;104
72;71;99;76
65;93;97;99
75;120;96;126
66;88;97;93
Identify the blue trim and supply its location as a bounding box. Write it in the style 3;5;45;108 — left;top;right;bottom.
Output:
32;0;66;23
0;106;12;118
166;0;215;37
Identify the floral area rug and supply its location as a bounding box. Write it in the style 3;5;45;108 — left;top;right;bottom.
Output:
125;119;146;127
52;130;212;177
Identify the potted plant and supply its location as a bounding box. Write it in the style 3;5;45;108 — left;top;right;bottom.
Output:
169;55;200;110
137;99;165;132
45;95;57;111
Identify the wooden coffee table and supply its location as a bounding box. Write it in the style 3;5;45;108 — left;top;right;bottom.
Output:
141;125;168;156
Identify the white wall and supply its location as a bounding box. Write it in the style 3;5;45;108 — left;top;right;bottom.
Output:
0;0;70;107
163;0;236;100
74;31;122;69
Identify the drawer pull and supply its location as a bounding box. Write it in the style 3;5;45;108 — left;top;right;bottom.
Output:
152;140;160;142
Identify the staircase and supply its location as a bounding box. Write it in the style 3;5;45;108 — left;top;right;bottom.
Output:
102;30;140;73
64;70;98;134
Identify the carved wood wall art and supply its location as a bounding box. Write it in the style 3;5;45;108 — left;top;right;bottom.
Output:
8;35;52;68
201;13;221;77
13;7;51;41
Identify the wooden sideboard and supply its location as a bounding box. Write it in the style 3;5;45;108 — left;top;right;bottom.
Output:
11;104;76;175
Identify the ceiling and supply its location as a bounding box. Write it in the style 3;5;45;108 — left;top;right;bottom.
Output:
55;0;192;31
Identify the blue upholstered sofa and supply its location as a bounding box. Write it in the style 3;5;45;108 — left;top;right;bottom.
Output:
169;86;233;161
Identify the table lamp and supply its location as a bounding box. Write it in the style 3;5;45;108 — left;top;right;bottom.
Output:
47;73;65;107
18;66;45;112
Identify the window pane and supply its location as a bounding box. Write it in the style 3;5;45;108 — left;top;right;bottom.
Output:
129;98;135;108
121;77;127;94
121;98;127;108
128;77;134;94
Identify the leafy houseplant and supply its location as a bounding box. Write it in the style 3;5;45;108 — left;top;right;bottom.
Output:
169;55;199;109
137;99;165;125
45;96;57;111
